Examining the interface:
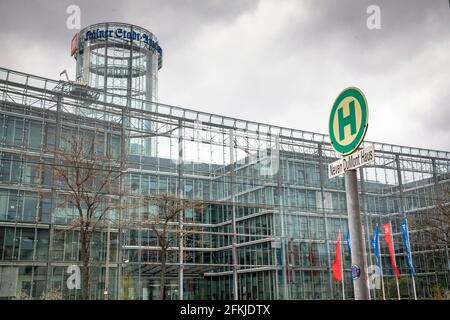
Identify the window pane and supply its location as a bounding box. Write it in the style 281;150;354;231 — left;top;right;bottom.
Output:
0;227;4;258
52;231;64;260
18;266;33;297
38;197;51;223
32;267;47;298
19;228;35;260
10;155;21;183
5;118;15;146
3;227;17;260
29;121;43;150
36;229;49;260
0;190;8;221
22;193;37;222
14;119;24;146
0;154;12;182
7;191;20;220
22;157;40;185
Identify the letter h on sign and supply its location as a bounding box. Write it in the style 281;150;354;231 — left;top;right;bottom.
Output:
338;100;357;141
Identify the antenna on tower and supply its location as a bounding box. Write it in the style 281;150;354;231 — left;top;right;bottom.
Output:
59;69;70;82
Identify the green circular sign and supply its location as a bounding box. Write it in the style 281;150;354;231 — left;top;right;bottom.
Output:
329;87;368;156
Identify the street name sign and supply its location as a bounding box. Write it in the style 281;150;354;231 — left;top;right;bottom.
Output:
328;144;375;179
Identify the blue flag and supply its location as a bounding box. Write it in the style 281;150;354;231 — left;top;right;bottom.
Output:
371;225;382;275
401;219;416;276
346;229;351;254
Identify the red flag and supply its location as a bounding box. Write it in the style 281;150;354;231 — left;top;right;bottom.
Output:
383;222;400;278
332;230;342;282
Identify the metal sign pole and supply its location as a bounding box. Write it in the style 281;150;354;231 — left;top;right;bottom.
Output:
345;169;370;300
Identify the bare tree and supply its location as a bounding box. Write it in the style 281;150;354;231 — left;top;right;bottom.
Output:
129;194;203;300
53;134;124;300
427;186;450;246
411;185;450;247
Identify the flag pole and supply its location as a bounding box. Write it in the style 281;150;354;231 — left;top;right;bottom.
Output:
405;219;417;300
411;273;417;300
377;224;386;300
390;221;401;300
361;224;371;300
339;230;345;300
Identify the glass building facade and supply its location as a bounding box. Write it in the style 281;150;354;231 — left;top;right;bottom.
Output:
0;23;449;300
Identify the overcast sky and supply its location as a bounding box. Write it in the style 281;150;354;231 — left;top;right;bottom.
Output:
0;0;449;151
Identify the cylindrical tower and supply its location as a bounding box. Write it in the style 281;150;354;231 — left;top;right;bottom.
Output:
72;22;162;103
71;23;163;157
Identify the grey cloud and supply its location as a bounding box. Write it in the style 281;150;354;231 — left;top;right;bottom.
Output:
276;0;450;73
0;0;259;75
0;0;448;151
418;85;450;135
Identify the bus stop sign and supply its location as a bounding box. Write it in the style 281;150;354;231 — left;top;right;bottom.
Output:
329;87;368;156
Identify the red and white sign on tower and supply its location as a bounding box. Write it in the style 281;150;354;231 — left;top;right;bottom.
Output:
70;34;78;57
